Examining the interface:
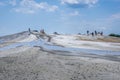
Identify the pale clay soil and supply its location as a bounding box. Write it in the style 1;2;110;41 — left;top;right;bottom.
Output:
0;47;120;80
0;34;120;80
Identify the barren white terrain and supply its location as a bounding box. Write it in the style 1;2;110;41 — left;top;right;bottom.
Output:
0;31;120;80
51;34;120;51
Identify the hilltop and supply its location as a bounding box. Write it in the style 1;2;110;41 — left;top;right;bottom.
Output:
0;31;120;80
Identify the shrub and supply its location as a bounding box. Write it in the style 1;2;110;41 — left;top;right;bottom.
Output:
109;33;120;37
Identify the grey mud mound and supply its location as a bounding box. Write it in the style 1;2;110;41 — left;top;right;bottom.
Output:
0;47;120;80
0;31;120;80
0;31;29;48
0;31;29;42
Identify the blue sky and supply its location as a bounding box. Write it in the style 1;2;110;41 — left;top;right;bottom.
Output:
0;0;120;36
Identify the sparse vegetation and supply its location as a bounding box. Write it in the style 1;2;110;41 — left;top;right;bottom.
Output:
109;33;120;38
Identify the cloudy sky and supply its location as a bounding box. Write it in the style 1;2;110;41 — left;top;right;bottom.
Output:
0;0;120;36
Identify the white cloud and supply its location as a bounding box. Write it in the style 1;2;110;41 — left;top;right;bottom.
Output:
107;13;120;22
61;0;79;4
47;5;58;12
111;13;120;20
61;0;98;7
12;0;58;14
14;7;35;14
97;26;106;30
9;0;17;6
0;2;5;6
69;11;80;16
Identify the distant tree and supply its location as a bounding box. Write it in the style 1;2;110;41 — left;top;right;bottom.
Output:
109;33;120;37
